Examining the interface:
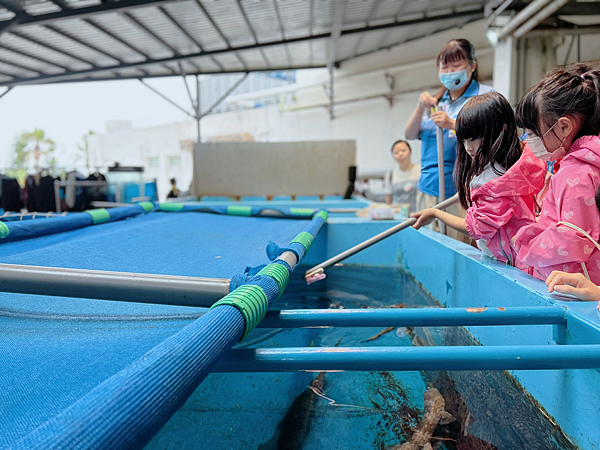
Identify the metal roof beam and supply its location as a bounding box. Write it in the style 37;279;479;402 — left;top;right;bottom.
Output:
122;11;179;56
44;24;124;63
0;0;185;28
340;19;481;63
9;30;98;67
156;6;224;71
0;43;69;70
327;0;347;70
309;0;314;65
0;11;24;36
48;0;70;10
0;9;484;86
0;57;41;75
5;64;324;86
83;18;150;60
158;6;201;50
193;0;247;70
272;0;293;67
235;0;270;69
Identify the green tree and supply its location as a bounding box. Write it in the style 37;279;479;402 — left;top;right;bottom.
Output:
77;130;95;173
11;128;56;172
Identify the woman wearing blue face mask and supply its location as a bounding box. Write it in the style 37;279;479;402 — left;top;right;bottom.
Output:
405;39;493;236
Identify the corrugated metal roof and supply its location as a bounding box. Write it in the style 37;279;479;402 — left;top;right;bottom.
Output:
0;0;488;86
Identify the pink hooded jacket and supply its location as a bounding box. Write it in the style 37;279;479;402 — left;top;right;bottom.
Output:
465;147;546;267
514;135;600;282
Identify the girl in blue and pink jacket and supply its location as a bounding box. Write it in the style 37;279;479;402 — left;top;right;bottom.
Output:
412;91;546;268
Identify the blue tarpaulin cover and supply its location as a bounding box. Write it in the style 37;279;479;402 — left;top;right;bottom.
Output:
0;209;324;448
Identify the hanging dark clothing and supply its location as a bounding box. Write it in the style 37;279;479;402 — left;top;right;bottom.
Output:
1;178;23;212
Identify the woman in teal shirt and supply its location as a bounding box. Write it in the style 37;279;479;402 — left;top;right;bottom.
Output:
405;39;493;228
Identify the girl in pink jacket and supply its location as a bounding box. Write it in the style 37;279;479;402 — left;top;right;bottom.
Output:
412;92;546;267
514;62;600;282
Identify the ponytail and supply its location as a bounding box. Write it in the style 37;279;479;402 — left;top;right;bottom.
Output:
516;62;600;140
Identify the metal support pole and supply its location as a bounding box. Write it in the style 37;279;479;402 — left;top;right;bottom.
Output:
179;61;197;113
327;66;335;120
213;345;600;372
196;74;201;142
563;34;575;65
305;194;459;277
436;116;446;235
200;72;249;117
256;306;566;328
0;86;13;101
138;78;197;121
0;263;230;307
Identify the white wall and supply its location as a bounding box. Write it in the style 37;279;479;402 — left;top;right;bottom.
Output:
89;121;195;201
202;91;424;177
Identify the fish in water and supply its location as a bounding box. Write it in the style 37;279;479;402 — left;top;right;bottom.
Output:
386;388;456;450
363;327;396;342
258;372;326;450
326;289;371;302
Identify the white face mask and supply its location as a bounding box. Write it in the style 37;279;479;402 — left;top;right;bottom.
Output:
526;121;567;161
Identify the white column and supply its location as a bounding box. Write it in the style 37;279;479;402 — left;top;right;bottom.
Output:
493;36;516;103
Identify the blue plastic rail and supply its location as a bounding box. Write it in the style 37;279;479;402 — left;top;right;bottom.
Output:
257;306;567;328
213;344;600;372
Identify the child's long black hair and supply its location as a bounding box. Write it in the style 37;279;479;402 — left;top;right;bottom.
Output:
454;92;522;209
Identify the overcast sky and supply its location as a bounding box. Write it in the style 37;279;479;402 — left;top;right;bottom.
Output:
0;76;199;171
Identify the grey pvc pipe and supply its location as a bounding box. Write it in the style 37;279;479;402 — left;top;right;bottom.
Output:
0;263;230;307
496;0;552;40
305;194;459;277
513;0;569;39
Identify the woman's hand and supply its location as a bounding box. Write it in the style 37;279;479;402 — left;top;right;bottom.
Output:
411;209;438;229
431;111;455;130
417;92;437;112
546;271;600;308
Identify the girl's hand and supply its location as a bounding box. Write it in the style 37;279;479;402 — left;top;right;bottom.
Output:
411;209;438;229
417;92;437;112
546;271;600;307
431;111;455;130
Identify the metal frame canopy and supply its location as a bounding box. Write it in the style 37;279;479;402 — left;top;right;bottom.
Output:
0;0;488;87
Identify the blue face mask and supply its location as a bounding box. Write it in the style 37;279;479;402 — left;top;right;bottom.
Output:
439;69;470;91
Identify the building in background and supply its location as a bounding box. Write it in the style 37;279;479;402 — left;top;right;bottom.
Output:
88;19;600;201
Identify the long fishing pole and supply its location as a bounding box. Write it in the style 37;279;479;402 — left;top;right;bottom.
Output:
304;194;459;281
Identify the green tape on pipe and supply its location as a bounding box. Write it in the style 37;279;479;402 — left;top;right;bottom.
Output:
85;209;110;225
227;205;252;216
291;231;314;252
257;263;290;299
315;210;328;222
0;222;9;239
290;208;315;217
138;202;155;213
159;203;184;212
211;285;268;340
